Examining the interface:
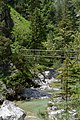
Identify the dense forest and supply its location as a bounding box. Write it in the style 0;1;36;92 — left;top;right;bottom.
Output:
0;0;80;116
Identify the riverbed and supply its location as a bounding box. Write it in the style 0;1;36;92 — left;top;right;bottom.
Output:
15;70;60;120
16;99;49;120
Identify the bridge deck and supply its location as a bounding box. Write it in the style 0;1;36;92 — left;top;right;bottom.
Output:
19;49;78;59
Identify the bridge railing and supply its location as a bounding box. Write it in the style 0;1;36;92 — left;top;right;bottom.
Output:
19;49;78;59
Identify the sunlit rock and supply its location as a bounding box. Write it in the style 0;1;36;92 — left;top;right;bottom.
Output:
0;100;26;120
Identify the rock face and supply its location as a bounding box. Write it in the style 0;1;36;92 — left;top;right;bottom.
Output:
0;100;26;120
34;69;59;91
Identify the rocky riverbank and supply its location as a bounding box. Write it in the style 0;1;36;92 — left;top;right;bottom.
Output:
0;69;79;120
0;100;26;120
0;69;58;120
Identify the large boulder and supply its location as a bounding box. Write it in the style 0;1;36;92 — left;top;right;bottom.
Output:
0;100;26;120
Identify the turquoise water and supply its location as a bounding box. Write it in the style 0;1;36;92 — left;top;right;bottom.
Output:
16;99;49;120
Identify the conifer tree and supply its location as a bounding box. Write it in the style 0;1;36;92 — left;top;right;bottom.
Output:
30;8;46;49
0;36;11;77
53;0;77;49
26;0;46;49
0;0;13;38
0;0;13;78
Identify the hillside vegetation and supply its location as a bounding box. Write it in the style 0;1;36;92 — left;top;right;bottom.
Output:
0;0;80;111
10;6;31;47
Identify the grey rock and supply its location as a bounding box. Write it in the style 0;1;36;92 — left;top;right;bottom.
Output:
51;106;58;111
35;69;59;91
0;100;26;120
48;109;64;120
37;73;44;81
43;70;51;79
43;69;58;79
0;116;2;120
18;88;51;100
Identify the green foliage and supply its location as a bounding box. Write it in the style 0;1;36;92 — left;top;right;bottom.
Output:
10;6;31;47
0;0;80;100
0;0;14;38
30;8;46;49
0;81;7;100
42;0;77;51
70;32;80;50
4;70;29;89
72;0;80;11
0;36;11;77
58;56;80;99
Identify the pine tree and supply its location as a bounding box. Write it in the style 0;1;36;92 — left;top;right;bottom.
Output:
26;0;46;49
30;8;46;49
0;0;13;38
58;50;80;100
53;0;77;49
0;36;11;77
0;0;13;83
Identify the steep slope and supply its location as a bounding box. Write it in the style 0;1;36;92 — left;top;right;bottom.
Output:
10;6;31;47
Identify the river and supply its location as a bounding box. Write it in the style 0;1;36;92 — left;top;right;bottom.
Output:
16;70;60;120
16;99;49;120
